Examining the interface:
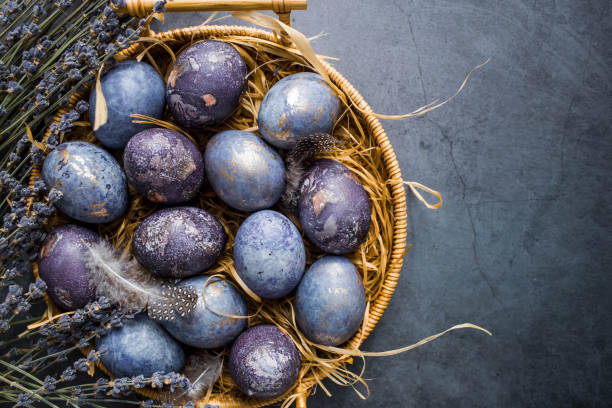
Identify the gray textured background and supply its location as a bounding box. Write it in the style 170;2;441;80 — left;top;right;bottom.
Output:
153;1;612;406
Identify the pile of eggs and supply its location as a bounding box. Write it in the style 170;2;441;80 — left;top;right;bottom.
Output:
39;40;372;400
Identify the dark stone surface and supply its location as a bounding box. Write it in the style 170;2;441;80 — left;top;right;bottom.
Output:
154;1;612;406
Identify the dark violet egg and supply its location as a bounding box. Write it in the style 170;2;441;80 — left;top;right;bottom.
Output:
123;128;204;204
229;325;301;399
205;130;285;212
89;60;165;149
162;275;247;349
258;73;341;149
295;256;366;346
234;210;305;299
42;142;128;223
38;224;100;310
132;207;226;278
298;159;370;254
166;40;248;128
96;314;184;378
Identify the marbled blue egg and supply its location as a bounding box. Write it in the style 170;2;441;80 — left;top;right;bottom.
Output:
229;325;301;399
162;275;247;349
42;142;128;223
96;314;184;378
298;159;371;254
89;60;165;149
295;256;366;346
234;210;305;299
205;130;285;212
258;73;341;149
166;40;247;128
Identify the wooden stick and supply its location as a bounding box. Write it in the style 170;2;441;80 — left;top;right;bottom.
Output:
116;0;307;18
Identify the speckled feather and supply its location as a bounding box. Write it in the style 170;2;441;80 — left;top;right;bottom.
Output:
281;133;337;212
84;240;197;321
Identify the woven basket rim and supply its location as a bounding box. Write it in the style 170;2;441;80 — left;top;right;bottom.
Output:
32;24;408;408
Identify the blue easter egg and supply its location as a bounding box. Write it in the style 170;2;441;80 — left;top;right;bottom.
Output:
258;73;341;149
295;256;366;346
42;142;128;223
96;315;185;378
205;130;285;212
234;210;305;299
89;60;165;149
162;275;247;349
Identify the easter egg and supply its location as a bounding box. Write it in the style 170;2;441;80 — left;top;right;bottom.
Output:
258;73;341;149
38;224;100;310
96;314;184;378
205;130;285;212
132;207;226;279
295;256;366;346
123;128;204;204
229;325;301;399
234;210;305;299
89;60;165;149
166;40;247;128
298;159;370;254
162;275;247;349
42;142;128;223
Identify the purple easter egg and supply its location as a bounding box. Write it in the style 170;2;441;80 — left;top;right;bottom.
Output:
258;73;341;149
295;256;366;346
234;210;305;299
38;224;100;310
298;159;371;254
132;207;227;278
123;128;204;204
229;325;301;399
166;40;248;128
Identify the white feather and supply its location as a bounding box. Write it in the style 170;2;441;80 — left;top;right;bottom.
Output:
84;240;197;320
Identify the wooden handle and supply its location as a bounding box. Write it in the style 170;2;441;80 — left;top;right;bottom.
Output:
295;385;309;408
116;0;307;18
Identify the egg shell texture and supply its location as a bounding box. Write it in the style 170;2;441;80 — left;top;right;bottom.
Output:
298;159;371;254
42;142;128;223
166;40;247;128
258;73;341;149
295;256;366;346
162;275;247;348
123;128;205;204
229;325;301;399
132;207;226;278
234;210;305;299
89;60;165;149
38;224;99;310
205;130;285;212
96;314;185;378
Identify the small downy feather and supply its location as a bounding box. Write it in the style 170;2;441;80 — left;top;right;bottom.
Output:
84;240;198;321
282;133;337;212
181;350;223;402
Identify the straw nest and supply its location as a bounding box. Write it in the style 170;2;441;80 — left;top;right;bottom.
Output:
32;24;409;408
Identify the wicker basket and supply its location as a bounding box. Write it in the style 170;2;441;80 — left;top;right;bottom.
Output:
31;2;408;407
